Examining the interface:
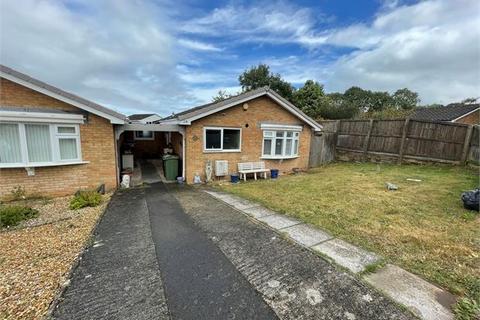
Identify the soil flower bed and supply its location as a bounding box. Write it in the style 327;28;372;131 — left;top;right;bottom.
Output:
0;194;111;319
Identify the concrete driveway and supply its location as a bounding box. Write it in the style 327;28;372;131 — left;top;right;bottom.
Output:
52;182;415;320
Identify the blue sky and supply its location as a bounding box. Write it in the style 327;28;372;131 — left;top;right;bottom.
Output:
1;0;479;116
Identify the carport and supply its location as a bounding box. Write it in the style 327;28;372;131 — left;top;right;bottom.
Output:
114;122;185;183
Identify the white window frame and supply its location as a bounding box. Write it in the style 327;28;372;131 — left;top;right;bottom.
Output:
261;127;301;159
203;127;242;153
0;122;85;168
134;130;155;140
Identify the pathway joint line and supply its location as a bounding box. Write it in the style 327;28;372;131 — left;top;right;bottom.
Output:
277;222;304;230
308;238;335;248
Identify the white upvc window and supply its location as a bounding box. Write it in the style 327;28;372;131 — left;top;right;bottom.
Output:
0;122;83;168
134;130;155;140
261;127;301;159
203;127;241;152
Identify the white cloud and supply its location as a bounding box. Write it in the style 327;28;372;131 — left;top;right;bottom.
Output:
0;0;194;115
180;2;330;47
178;39;223;52
1;0;478;113
322;0;480;104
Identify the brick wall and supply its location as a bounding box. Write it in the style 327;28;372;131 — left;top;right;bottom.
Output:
0;78;118;197
455;110;479;125
184;96;313;183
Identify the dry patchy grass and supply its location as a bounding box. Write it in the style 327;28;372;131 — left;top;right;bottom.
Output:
217;162;480;299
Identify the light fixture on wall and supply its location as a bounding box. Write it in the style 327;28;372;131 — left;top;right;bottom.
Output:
243;103;249;111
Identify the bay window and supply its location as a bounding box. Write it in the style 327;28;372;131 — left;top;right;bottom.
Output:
204;127;241;152
0;123;82;167
261;125;301;159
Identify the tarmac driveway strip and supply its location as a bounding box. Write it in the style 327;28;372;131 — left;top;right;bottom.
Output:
145;182;277;320
52;187;169;320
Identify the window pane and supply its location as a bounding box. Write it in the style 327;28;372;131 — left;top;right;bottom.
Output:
294;140;299;155
0;124;22;163
275;139;283;155
136;131;153;138
223;129;240;150
59;138;78;160
285;139;293;155
264;131;274;137
25;124;52;162
205;129;221;149
286;132;293;137
263;139;272;155
276;131;284;137
57;126;76;134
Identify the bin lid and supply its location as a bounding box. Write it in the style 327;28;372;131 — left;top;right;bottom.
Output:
163;154;179;160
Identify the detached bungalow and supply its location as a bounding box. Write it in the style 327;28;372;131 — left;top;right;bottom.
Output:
0;65;321;197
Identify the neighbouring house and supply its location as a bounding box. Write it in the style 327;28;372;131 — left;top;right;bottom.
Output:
0;65;126;196
0;65;321;197
128;113;162;124
412;103;479;124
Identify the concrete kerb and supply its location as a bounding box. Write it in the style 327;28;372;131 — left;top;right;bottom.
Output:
202;189;455;320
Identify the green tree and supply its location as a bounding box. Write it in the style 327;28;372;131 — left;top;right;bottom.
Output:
238;64;294;101
321;92;359;119
461;97;479;104
392;88;420;110
212;90;234;102
292;80;327;118
343;87;394;112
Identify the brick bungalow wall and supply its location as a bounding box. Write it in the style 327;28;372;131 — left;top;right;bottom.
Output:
455;109;479;125
184;96;313;183
0;78;118;197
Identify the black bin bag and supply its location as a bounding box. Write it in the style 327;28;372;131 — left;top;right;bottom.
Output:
461;189;479;211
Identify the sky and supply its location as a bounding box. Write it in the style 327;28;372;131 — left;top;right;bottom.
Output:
0;0;479;116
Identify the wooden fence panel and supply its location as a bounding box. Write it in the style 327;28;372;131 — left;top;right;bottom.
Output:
468;125;480;165
310;119;477;165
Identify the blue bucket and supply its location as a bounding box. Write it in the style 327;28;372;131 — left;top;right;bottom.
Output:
270;169;279;179
230;174;240;183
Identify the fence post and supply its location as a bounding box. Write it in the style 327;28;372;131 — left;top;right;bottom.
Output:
333;120;340;160
363;119;374;161
461;125;473;165
398;118;410;164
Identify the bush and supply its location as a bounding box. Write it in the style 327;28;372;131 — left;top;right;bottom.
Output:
69;191;102;210
0;205;39;227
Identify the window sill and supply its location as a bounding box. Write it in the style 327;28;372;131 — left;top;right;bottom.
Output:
260;156;299;160
0;161;90;169
203;150;242;153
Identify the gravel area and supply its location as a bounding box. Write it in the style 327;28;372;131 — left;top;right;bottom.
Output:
0;194;111;320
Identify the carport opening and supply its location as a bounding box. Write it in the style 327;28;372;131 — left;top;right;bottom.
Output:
118;130;184;185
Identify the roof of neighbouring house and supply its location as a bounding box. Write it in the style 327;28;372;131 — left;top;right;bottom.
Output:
412;103;479;122
0;64;127;124
128;113;158;120
162;86;322;131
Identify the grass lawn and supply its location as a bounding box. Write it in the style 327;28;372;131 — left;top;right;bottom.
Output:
217;162;479;300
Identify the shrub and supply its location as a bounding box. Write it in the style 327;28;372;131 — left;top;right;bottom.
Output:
0;205;39;227
69;191;102;210
10;186;26;201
